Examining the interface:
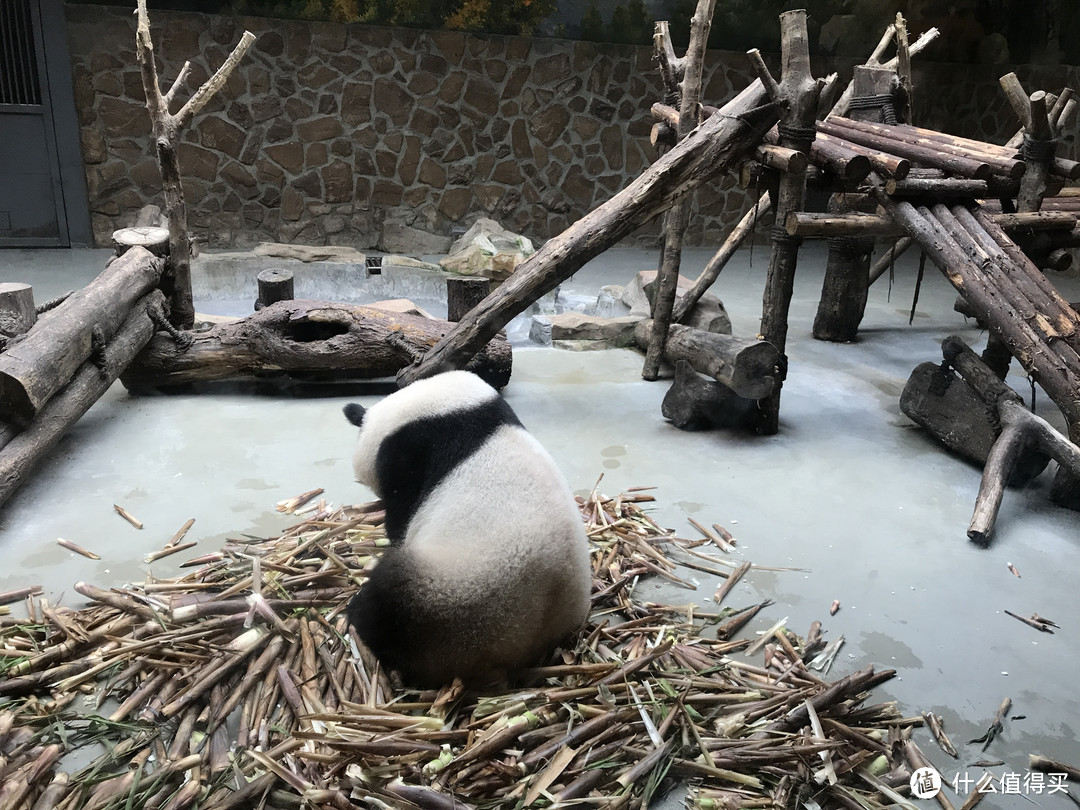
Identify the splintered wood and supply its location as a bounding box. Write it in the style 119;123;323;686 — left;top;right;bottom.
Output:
1;488;933;809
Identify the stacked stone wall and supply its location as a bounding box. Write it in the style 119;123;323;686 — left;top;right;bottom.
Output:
65;4;1079;251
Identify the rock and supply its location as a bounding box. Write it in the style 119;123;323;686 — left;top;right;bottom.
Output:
620;271;732;335
367;298;436;319
439;218;534;281
379;254;446;273
252;242;366;262
531;312;639;348
132;203;168;229
379;221;452;257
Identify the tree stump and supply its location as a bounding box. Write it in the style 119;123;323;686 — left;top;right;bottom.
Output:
255;269;295;310
446;277;491;322
0;283;37;350
112;227;170;258
813;194;875;342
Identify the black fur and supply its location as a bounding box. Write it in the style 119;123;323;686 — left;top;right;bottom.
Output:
372;396;521;545
343;403;365;426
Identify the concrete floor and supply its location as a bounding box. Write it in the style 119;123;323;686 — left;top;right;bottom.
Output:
2;242;1080;807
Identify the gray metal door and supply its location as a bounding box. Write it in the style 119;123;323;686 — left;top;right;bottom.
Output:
0;0;69;246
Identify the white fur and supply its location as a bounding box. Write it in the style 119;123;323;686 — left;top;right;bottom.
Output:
347;371;592;684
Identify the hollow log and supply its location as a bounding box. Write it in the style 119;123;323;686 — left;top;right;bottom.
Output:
634;320;778;400
661;360;755;431
0;247;164;427
395;78;777;386
121;300;513;390
0;291;165;508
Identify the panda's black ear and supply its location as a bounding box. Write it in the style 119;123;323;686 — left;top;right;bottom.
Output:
343;403;366;427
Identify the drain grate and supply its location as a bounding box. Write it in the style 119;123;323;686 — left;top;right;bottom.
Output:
365;255;382;275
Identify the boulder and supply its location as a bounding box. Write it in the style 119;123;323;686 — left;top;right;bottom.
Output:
253;242;366;262
367;298;436;319
530;312;639;348
620;271;732;335
379;221;452;256
439;218;535;281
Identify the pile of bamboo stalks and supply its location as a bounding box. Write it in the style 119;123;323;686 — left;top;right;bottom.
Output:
1;487;931;809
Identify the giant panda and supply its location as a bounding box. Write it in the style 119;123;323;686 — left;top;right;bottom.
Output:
342;370;592;688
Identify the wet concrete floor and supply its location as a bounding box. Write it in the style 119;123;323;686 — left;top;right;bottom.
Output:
2;242;1079;807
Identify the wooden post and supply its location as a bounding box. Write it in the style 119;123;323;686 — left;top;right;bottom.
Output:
395;79;777;386
255;269;295;311
812;196;875;342
749;9;822;435
446;277;491;322
847;65;898;124
642;0;717;381
135;0;254;329
827;26;939;120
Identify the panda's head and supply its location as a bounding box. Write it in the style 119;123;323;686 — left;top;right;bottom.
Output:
342;371;500;491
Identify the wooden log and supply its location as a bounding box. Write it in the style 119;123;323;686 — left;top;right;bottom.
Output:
750;9;822;435
787;209;1078;238
396;78;777;385
756;144;807;174
801;134;873;181
446;277;492;322
255;269;294;310
814;131;909;179
0;291;165;508
885;177;990;197
121;300;513;390
661;360;755;431
633;320;778;400
818;118;992;179
940;336;1080;543
0;283;36;348
0;247;164;427
825;117;1026;179
673;193;772;324
868;236;913;284
643;0;718;381
873;187;1080;432
112;226;170;257
900;359;1049;488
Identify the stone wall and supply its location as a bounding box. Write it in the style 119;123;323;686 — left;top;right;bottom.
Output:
65;4;1080;251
